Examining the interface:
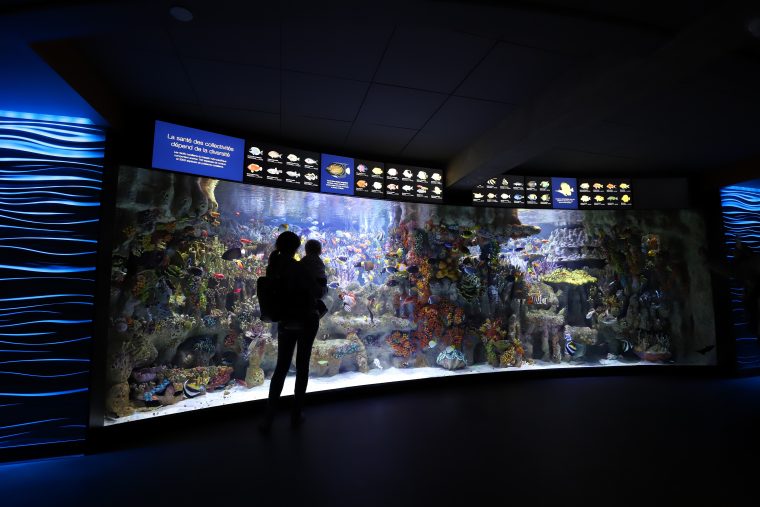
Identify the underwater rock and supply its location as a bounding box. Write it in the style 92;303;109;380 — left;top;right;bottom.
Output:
523;309;565;362
245;348;265;387
131;367;159;383
307;334;368;377
564;325;598;345
106;382;134;418
173;335;218;368
436;346;466;370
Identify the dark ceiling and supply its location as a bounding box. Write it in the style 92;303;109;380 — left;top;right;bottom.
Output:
5;0;760;188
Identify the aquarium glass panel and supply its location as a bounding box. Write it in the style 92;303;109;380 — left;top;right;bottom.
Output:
104;166;716;424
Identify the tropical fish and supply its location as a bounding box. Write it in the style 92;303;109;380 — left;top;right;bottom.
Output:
593;182;603;189
402;169;413;178
268;150;282;159
460;265;477;275
279;223;289;232
581;195;591;202
235;260;244;269
286;171;300;178
305;157;318;165
514;194;523;200
247;163;262;172
240;238;252;244
222;247;243;260
357;164;368;173
487;178;496;185
528;194;537;200
428;295;441;305
487;193;496;199
417;185;428;193
355;260;375;271
433;186;442;194
287;154;300;162
388;184;399;191
501;193;510;199
461;230;474;238
619;183;630;190
267;168;282;175
580;182;590;190
501;178;509;186
443;242;452;249
432;173;442;181
527;180;537;188
428;340;437;348
337;256;348;263
402;185;413;191
594;195;604;202
373;181;383;190
209;211;220;218
586;309;596;319
473;192;484;199
622;194;631;203
373;358;383;369
183;380;206;399
607;183;616;189
328;281;340;289
304;173;318;181
356;179;368;188
417;171;428;180
385;266;398;273
372;167;383;175
513;181;523;187
556;182;574;197
540;181;550;188
213;273;225;279
607;196;618;201
540;194;550;201
387;168;398;176
249;146;263;156
326;163;348;177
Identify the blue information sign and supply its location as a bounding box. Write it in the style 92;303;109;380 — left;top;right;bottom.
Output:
320;153;354;196
551;177;578;209
152;120;244;181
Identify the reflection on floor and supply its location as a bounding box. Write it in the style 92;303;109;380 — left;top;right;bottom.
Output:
3;373;760;506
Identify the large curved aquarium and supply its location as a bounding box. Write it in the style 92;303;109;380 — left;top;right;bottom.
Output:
103;166;715;424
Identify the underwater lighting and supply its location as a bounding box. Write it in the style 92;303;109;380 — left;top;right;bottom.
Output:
0;110;93;125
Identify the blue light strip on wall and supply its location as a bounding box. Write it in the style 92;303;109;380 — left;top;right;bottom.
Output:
720;184;760;369
0;111;103;451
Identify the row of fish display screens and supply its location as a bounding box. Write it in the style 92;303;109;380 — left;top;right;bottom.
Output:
472;176;633;209
152;120;444;203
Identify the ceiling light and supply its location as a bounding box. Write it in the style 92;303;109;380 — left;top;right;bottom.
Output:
170;6;193;22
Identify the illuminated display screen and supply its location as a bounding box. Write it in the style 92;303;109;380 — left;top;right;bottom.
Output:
354;160;385;198
103;165;716;425
578;179;633;208
152;121;244;181
320;153;354;196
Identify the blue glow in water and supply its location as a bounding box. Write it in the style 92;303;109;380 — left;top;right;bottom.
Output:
0;110;94;124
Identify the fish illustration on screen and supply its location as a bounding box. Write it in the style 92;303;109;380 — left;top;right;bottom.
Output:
304;173;317;181
556;182;574;197
433;186;442;194
540;181;550;189
540;194;550;201
287;154;300;162
417;185;428;193
580;182;590;190
304;157;318;165
581;195;591;202
267;168;282;175
387;168;398;177
388;184;399;191
372;167;383;175
249;147;262;156
474;192;484;199
373;181;383;190
528;194;537;200
487;178;496;186
487;193;496;199
432;173;442;181
622;194;631;202
402;169;413;179
620;183;630;190
286;171;300;178
501;193;509;200
402;185;413;192
267;151;282;159
357;164;368;173
417;171;428;180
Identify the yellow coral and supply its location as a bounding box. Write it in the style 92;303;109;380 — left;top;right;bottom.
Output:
541;268;597;285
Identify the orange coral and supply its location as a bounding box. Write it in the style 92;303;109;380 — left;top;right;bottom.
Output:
387;331;414;357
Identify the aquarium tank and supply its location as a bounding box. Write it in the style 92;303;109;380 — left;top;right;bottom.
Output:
103;165;716;424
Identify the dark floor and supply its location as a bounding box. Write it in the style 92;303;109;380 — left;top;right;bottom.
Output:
2;370;759;506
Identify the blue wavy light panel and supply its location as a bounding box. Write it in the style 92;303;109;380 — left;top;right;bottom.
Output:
0;111;103;450
720;184;760;369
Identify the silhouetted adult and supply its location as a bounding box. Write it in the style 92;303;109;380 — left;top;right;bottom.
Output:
260;231;323;431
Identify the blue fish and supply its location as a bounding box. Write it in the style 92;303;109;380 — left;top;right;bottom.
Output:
328;281;340;289
461;265;477;276
385;266;398;274
428;295;441;305
444;242;453;249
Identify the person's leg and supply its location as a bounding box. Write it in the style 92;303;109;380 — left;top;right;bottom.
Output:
261;325;297;430
292;317;319;425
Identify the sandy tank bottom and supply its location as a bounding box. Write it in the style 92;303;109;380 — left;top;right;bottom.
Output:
105;359;663;425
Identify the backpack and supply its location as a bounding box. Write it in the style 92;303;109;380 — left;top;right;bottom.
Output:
257;275;284;323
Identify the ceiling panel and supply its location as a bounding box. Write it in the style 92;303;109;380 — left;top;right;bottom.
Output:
281;115;352;148
375;26;494;94
282;71;368;121
456;41;576;104
88;46;197;104
344;122;418;156
355;84;446;129
282;17;393;81
201;106;281;137
183;58;280;113
168;20;282;69
402;96;516;162
519;147;648;175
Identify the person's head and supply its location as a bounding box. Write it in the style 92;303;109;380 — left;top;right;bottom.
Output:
275;231;300;257
305;239;322;256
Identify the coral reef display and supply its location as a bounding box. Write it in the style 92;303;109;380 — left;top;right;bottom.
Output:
104;166;716;423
